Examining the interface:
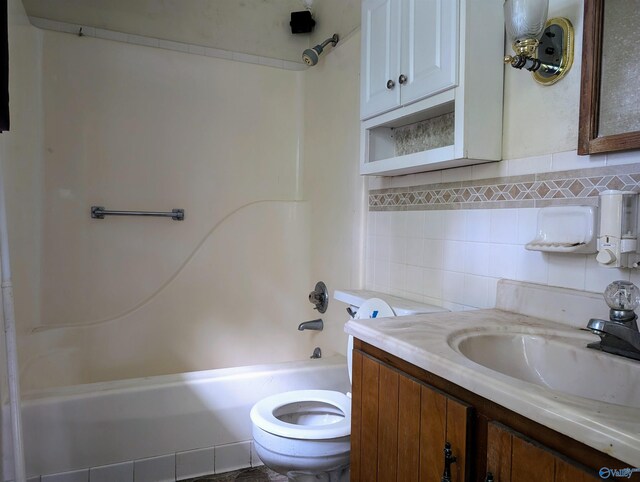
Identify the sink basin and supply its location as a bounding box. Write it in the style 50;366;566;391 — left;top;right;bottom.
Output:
450;330;640;409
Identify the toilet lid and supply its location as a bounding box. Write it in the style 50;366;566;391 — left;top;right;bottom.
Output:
250;389;351;440
348;298;395;385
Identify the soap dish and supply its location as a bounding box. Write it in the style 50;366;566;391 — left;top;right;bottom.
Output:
525;206;597;253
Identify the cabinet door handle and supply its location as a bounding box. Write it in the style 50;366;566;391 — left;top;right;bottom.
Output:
398;74;408;84
485;473;494;482
441;442;457;482
386;79;395;89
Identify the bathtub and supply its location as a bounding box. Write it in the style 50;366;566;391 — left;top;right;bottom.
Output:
9;355;349;480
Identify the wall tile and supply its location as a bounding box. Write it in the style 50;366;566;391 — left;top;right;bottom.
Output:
606;150;640;166
423;239;444;269
443;240;466;273
423;268;443;299
443;210;467;240
423;211;444;239
405;266;424;295
516;208;539;245
515;249;548;285
463;275;491;309
489;209;519;244
134;454;175;482
585;257;630;293
552;150;605;171
250;442;263;467
389;235;407;264
507;154;552;176
442;271;465;305
215;442;251;474
465;210;491;242
464;242;490;276
405;211;425;238
389;263;406;294
406;237;423;266
488;244;519;280
176;447;215;481
547;254;587;291
90;462;133;482
42;470;88;482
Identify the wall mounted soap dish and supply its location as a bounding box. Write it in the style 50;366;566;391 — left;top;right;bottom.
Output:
525;206;597;253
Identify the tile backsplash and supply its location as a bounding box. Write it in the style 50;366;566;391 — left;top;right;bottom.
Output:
365;152;640;311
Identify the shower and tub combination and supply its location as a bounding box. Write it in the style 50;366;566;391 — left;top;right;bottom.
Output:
10;289;447;481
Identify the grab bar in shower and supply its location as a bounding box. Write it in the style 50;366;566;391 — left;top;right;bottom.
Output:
91;206;185;221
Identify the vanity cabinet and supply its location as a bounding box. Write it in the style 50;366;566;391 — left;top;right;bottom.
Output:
359;0;505;176
486;422;602;482
351;349;471;482
351;340;631;482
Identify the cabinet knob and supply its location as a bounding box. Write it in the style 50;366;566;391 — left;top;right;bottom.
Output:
399;74;408;84
485;473;494;482
386;79;395;89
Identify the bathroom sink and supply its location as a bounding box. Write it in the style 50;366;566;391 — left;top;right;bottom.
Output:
449;329;640;409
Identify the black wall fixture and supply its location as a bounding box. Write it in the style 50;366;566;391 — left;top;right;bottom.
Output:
290;10;315;34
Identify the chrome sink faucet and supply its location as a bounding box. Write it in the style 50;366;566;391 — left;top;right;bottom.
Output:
587;280;640;361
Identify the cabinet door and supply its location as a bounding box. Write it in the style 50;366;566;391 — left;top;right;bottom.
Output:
360;0;402;120
400;0;458;106
486;422;603;482
351;350;472;482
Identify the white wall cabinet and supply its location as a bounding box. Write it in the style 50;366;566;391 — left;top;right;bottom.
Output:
360;0;505;176
360;0;458;120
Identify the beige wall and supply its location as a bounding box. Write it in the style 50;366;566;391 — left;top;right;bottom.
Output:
502;0;585;159
302;31;365;358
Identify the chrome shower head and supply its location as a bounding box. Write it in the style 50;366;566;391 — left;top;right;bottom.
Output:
302;34;339;66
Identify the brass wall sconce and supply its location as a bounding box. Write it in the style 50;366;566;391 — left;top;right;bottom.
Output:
503;0;574;85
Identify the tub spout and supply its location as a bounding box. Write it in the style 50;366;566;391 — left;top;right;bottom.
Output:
298;319;323;331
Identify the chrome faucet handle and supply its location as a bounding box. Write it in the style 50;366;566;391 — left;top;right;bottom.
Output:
308;281;328;313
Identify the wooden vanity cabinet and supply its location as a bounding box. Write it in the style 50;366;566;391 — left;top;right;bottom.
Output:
486;422;602;482
351;340;634;482
351;349;472;482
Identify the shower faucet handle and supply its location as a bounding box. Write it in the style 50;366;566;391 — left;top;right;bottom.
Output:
308;281;328;313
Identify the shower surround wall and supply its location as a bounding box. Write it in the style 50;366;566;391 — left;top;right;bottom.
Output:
22;31;317;391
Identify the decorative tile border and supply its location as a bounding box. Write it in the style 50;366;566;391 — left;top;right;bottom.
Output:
369;163;640;211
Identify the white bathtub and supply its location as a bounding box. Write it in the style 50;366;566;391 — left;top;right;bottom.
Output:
9;355;349;480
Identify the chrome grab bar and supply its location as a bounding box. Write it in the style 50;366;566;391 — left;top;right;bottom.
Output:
91;206;185;221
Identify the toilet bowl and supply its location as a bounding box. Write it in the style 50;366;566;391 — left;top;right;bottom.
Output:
250;297;395;482
250;293;447;481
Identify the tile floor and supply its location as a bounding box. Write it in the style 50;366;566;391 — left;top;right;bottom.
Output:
185;466;287;481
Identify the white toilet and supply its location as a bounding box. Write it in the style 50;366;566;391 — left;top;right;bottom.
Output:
250;292;446;482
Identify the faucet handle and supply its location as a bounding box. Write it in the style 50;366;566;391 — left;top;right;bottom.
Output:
308;281;329;313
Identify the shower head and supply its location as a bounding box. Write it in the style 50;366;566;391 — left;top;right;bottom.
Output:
302;34;339;66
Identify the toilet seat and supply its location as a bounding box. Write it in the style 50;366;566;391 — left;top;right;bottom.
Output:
250;389;351;440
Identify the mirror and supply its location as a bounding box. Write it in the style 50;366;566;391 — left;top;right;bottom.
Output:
578;0;640;155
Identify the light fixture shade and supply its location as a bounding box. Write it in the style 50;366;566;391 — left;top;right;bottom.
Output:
504;0;549;42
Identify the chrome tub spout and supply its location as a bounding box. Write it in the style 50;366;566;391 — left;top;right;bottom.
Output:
298;319;323;331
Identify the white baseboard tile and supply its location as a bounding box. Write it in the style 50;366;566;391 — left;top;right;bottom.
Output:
89;461;133;482
215;441;252;474
133;454;175;482
176;447;215;481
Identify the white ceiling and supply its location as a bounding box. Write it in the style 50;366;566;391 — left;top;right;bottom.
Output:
22;0;361;63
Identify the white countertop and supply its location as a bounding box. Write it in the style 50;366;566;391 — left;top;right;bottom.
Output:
345;308;640;466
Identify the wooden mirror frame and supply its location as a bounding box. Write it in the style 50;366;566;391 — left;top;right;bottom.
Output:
578;0;640;155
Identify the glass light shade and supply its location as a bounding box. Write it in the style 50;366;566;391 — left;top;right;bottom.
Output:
604;280;640;311
504;0;549;42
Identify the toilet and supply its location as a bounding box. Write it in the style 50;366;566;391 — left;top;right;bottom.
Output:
250;291;447;482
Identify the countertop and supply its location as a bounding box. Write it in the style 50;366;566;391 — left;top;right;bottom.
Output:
345;308;640;466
